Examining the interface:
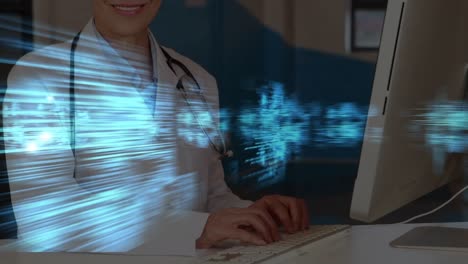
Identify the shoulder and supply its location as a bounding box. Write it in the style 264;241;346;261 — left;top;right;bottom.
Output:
8;41;72;84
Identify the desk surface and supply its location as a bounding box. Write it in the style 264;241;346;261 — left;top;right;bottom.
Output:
2;222;468;264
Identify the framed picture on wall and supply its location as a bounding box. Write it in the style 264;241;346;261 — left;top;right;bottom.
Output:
349;0;388;51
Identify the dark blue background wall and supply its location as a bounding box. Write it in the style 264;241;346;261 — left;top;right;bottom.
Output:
150;0;375;197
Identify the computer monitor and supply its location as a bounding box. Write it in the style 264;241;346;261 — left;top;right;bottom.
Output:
350;0;467;223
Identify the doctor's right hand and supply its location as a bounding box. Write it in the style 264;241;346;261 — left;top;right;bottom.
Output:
196;208;280;249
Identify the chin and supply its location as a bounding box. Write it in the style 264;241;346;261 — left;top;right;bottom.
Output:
94;0;161;36
111;20;150;36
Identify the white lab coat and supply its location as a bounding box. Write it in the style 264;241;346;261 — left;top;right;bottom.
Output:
3;19;251;255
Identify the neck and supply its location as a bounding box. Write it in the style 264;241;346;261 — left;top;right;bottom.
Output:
94;19;150;57
95;21;153;82
95;24;151;58
104;32;149;52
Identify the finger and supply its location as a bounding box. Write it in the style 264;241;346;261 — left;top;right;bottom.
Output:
265;198;294;233
234;214;274;243
300;199;310;230
278;197;308;232
229;229;267;246
248;208;280;241
282;198;302;232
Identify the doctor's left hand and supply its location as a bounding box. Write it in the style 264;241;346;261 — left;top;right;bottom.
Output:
250;195;309;234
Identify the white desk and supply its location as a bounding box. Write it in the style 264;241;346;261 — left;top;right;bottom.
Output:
2;222;468;264
267;222;468;264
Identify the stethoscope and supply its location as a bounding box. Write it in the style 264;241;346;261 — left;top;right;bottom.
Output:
69;32;233;162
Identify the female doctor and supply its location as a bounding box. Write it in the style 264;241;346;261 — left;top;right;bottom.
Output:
3;0;309;255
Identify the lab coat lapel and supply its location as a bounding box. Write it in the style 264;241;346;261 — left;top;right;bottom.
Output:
152;40;203;211
153;38;180;90
152;37;179;142
151;38;187;210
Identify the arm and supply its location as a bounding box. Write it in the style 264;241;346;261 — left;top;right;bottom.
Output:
207;160;253;212
198;114;309;248
204;78;252;212
4;62;100;252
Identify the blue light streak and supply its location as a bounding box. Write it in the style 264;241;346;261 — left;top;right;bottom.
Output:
0;17;199;252
3;85;183;252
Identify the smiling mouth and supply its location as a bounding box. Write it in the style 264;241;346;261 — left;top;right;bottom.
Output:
111;4;147;15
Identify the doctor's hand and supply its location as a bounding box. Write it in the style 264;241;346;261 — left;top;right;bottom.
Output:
196;208;281;249
250;195;309;234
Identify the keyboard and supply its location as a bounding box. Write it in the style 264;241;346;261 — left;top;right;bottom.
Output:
198;225;350;264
